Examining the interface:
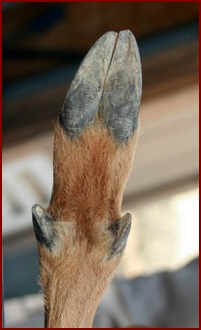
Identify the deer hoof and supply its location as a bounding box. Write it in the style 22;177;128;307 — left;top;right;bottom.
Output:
32;204;57;251
60;30;142;142
109;213;132;257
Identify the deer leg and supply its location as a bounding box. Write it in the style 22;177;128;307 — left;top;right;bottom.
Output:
32;30;142;328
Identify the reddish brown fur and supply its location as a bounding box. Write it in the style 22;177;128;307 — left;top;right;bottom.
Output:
37;121;140;327
48;121;138;234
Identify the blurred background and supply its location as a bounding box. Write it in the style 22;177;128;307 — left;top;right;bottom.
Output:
2;2;198;328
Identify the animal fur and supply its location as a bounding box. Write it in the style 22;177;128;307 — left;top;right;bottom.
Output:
38;122;139;327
